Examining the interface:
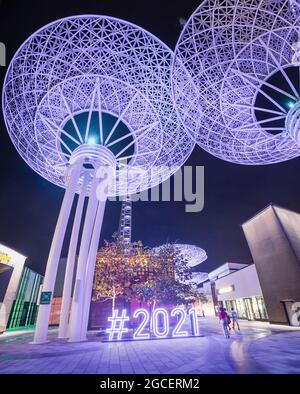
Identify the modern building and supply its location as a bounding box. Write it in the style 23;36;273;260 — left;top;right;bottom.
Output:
196;280;216;317
197;262;270;321
0;243;27;332
0;243;43;333
214;263;268;321
197;204;300;326
242;204;300;325
208;262;249;282
7;267;43;330
197;262;249;317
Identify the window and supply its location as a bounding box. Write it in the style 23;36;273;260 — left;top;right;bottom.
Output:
236;298;248;319
256;296;268;320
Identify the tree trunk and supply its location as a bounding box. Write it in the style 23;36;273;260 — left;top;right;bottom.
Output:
112;287;116;316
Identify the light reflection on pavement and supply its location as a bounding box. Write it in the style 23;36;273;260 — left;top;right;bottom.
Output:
0;318;299;374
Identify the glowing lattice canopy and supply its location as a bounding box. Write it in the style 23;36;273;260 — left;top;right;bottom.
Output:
154;244;208;268
3;15;194;195
172;0;300;165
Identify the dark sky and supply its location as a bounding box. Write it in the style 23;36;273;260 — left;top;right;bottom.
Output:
1;0;300;275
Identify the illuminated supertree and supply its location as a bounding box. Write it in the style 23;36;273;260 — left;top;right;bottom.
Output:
2;15;193;343
154;243;208;284
171;244;207;268
154;243;207;266
172;0;300;164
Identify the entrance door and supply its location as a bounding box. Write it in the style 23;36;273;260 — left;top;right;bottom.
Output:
244;298;255;320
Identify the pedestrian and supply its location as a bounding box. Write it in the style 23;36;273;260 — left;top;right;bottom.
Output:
218;307;230;339
227;313;232;331
231;307;240;331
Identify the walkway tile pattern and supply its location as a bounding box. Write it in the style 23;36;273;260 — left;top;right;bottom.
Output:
0;319;299;374
249;331;300;374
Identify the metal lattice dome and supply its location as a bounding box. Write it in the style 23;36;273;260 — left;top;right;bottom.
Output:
173;244;208;267
154;243;208;267
172;0;300;165
3;15;194;195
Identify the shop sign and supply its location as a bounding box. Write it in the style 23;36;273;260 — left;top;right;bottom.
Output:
40;291;52;305
0;251;12;264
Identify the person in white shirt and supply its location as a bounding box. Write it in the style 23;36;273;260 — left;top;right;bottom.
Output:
231;307;240;331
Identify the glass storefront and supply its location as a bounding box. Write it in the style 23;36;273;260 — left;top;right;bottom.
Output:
6;267;43;329
225;296;268;321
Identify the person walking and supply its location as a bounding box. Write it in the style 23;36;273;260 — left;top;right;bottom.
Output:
218;307;230;339
231;307;240;331
227;312;232;331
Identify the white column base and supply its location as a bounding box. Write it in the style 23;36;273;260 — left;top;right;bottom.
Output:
58;175;88;339
67;337;88;343
32;164;81;345
68;175;99;343
29;340;50;345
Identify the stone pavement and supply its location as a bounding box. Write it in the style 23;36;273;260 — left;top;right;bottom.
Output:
249;331;300;374
0;318;299;374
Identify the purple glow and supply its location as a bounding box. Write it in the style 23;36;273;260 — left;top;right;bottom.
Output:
172;0;300;165
2;15;194;195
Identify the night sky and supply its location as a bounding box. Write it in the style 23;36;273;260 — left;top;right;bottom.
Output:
1;0;300;276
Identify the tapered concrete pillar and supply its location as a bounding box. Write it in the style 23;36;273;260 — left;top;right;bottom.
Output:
68;175;100;342
58;174;89;339
33;164;81;344
80;198;107;340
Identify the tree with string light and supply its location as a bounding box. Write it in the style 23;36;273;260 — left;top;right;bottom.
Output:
93;235;152;315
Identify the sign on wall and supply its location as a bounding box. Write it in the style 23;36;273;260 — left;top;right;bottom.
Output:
0;251;11;264
40;291;52;305
217;285;235;295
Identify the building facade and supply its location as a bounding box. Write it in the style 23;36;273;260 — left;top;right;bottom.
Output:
196;204;300;326
215;264;268;321
7;267;43;330
0;243;27;332
242;204;300;325
0;243;43;333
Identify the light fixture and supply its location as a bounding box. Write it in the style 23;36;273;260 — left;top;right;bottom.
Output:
88;136;97;145
287;101;296;109
218;285;234;295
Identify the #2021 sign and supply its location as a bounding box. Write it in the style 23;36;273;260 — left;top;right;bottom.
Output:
106;307;199;341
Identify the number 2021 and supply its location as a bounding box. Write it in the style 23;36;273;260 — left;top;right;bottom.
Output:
132;307;199;340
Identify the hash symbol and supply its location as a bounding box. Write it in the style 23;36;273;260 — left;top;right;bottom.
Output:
106;309;130;341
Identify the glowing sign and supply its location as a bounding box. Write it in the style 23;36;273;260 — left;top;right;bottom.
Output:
152;308;169;338
0;252;11;264
106;307;200;341
132;309;150;340
217;285;235;295
189;308;199;336
171;308;188;337
106;309;130;341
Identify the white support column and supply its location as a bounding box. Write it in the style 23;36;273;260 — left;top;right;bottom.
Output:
68;174;99;342
32;164;81;344
58;174;89;339
80;198;107;340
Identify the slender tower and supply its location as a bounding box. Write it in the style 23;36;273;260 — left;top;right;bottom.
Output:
118;198;132;244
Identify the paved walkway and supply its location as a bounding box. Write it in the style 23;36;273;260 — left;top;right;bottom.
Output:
0;318;299;374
